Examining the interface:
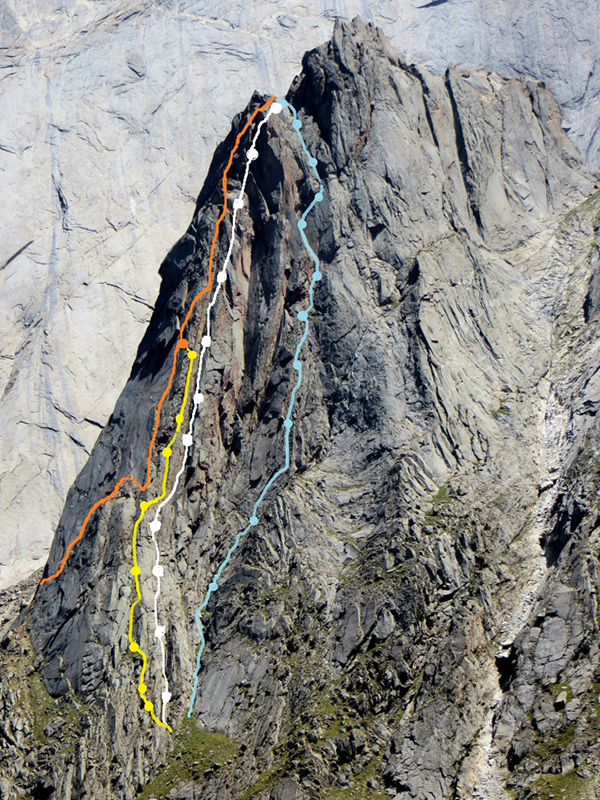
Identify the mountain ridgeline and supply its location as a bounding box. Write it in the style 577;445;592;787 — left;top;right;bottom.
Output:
2;17;600;800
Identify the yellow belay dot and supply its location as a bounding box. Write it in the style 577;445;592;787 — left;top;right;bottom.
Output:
127;348;198;732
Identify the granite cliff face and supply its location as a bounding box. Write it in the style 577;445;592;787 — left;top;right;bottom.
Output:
2;17;600;800
2;0;600;589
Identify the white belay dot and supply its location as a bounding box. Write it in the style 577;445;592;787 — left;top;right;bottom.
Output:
145;101;279;724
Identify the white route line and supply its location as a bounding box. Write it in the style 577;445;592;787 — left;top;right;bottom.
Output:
146;100;282;722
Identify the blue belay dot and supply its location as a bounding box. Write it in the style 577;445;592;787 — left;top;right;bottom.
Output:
298;310;308;321
249;515;259;526
209;581;218;592
298;219;307;230
315;192;323;202
284;419;293;429
314;271;322;281
293;360;302;370
293;118;302;129
309;157;317;167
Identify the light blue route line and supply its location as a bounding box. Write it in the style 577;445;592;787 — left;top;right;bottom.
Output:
188;99;324;717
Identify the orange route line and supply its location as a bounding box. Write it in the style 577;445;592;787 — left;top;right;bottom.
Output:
40;95;278;587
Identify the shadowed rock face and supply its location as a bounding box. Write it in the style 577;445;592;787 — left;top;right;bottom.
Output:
2;17;600;800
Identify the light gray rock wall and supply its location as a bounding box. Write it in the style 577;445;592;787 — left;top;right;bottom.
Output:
1;0;599;587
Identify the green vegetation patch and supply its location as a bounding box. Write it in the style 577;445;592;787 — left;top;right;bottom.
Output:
320;785;388;800
27;672;58;743
560;188;600;229
533;724;575;764
549;682;574;703
530;769;595;800
317;750;389;799
138;718;238;799
586;680;600;729
425;485;451;524
238;761;288;800
431;485;450;507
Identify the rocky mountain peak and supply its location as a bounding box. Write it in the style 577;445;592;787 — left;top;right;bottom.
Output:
1;15;600;800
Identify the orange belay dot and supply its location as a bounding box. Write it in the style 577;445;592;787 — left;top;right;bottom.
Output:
40;95;278;587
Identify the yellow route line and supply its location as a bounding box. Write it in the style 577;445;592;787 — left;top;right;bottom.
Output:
127;347;197;732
